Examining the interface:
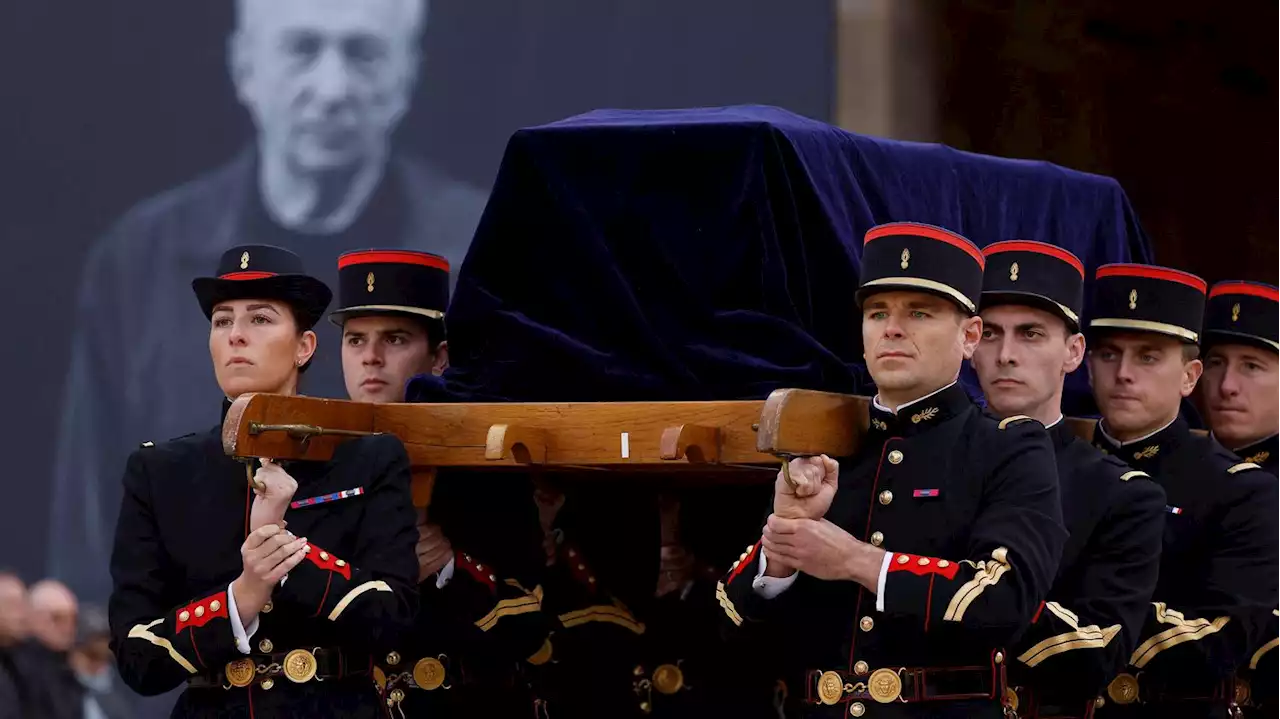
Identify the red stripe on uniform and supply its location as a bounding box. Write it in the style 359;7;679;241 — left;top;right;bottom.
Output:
1095;264;1207;293
727;543;760;584
865;223;985;268
1031;600;1046;624
338;250;450;271
1210;281;1279;302
218;271;278;280
982;240;1085;277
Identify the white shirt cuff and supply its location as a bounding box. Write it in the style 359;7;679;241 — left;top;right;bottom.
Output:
751;548;798;598
874;551;893;612
226;583;260;655
435;556;457;590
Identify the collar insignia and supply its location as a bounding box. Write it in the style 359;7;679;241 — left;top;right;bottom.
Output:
871;418;888;431
1247;450;1270;465
1134;445;1160;460
911;407;939;424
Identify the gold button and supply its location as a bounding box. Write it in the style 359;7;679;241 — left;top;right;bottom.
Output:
850;702;866;717
888;450;903;465
995;652;1004;665
917;557;930;566
260;678;274;691
1095;697;1106;709
335;559;346;567
732;560;740;569
319;551;329;561
178;610;191;622
588;577;596;584
896;554;909;565
259;639;273;653
879;490;893;505
577;564;586;570
262;601;273;614
870;531;884;547
209;600;221;612
739;552;748;561
194;606;205;618
476;564;484;571
937;560;949;568
859;616;874;632
566;550;574;558
386;652;401;666
854;660;869;675
465;553;473;562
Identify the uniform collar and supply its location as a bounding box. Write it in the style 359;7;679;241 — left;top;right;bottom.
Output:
1043;415;1075;450
1092;415;1187;469
869;381;970;438
1231;432;1278;468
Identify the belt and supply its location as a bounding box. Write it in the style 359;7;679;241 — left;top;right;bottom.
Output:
806;661;1005;708
188;648;369;690
1103;672;1251;711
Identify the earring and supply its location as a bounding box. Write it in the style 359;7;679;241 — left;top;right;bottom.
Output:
296;359;304;367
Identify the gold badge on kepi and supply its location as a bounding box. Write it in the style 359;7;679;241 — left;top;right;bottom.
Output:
1129;289;1138;310
868;668;902;703
367;271;376;293
240;251;250;270
1107;673;1139;705
283;648;317;683
414;657;446;691
1232;302;1241;322
817;670;845;705
652;664;684;695
224;658;256;688
1009;262;1019;282
900;248;911;270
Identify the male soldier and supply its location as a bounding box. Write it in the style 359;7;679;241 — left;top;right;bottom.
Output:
1201;281;1279;474
1085;264;1278;718
332;249;552;716
1199;280;1279;718
720;222;1067;718
971;241;1165;717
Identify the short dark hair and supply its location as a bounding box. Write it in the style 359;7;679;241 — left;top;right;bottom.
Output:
1182;343;1201;363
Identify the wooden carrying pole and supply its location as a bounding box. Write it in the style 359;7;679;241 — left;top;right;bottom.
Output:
223;391;1105;507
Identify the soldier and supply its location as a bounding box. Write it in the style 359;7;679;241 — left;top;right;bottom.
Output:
1199;280;1279;718
720;222;1066;718
108;244;420;718
1085;264;1278;718
1201;281;1278;473
331;249;553;717
971;241;1166;717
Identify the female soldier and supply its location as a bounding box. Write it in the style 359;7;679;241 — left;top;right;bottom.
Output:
107;244;419;718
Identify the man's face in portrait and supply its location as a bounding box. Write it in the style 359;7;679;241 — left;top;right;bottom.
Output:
230;0;424;172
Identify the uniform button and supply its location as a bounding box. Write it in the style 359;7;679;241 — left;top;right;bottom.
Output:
335;559;346;567
193;605;205;618
859;616;874;632
731;560;740;570
209;600;221;612
879;490;893;505
917;557;930;566
588;577;596;584
260;678;274;691
577;564;586;571
464;554;473;562
937;560;950;568
262;602;273;614
850;702;866;716
386;652;401;666
870;532;884;547
888;450;904;465
489;575;497;582
995;652;1004;665
895;554;909;565
854;661;869;675
259;639;273;653
319;551;329;561
178;611;191;622
475;564;483;571
1094;697;1106;709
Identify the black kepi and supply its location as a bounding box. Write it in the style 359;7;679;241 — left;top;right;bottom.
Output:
1089;263;1207;344
980;240;1085;331
329;249;451;325
191;244;332;329
856;222;985;314
1203;281;1279;353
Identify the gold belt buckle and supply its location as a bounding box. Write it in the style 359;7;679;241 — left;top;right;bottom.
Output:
817;670;846;706
1107;673;1140;705
414;656;447;691
867;668;902;704
283;648;318;683
224;658;256;688
652;664;685;695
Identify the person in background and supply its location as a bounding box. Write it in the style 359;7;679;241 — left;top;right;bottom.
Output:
1198;280;1279;719
107;244;419;718
1086;264;1277;718
971;241;1165;717
0;573;29;719
333;249;551;717
70;605;136;719
49;0;487;617
18;579;83;719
